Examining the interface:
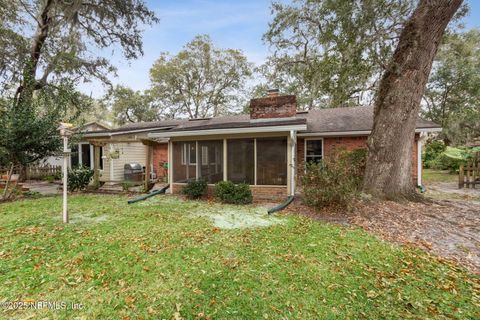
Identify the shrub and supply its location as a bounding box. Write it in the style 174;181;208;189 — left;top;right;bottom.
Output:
67;166;94;192
122;181;135;192
301;148;367;209
182;179;208;199
214;181;253;204
428;146;468;172
423;140;446;167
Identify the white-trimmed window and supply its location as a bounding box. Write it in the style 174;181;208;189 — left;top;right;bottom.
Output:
305;139;323;163
181;143;196;165
201;146;209;165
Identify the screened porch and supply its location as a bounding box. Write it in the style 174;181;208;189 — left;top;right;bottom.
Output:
171;137;289;187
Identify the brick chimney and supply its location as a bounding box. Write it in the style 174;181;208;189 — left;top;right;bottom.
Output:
250;90;297;119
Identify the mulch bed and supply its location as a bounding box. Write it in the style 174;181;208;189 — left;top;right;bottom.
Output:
286;197;480;273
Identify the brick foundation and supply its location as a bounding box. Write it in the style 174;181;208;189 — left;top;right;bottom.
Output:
171;183;288;202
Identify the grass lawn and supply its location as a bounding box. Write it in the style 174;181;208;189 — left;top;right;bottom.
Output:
423;169;458;184
0;195;478;319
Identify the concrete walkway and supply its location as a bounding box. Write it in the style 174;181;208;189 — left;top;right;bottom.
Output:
23;181;61;195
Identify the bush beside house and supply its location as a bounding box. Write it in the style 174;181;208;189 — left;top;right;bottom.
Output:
214;181;253;204
182;179;208;199
301;148;367;209
67;166;94;192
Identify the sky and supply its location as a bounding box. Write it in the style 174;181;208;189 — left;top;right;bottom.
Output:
81;0;480;98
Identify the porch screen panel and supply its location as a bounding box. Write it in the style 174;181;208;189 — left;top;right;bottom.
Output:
199;140;223;183
256;137;287;185
227;139;254;184
172;141;197;182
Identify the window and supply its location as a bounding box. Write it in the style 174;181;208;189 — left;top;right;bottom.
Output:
99;146;104;170
81;144;91;168
227;139;254;185
305;139;323;163
70;144;79;168
257;138;287;185
181;143;196;165
199;140;223;184
173;141;196;182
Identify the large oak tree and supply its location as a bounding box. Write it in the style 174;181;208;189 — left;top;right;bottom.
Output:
0;0;158;105
262;0;416;109
0;0;157;173
422;29;480;145
363;0;463;199
149;35;253;119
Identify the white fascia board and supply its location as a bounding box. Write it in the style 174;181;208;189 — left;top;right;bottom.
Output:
82;126;175;138
298;130;371;137
81;132;111;138
415;127;442;133
297;127;442;137
148;124;307;138
110;127;175;136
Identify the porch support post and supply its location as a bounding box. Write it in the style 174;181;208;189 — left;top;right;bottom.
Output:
145;145;152;190
417;133;424;187
289;130;297;196
223;139;227;181
78;143;83;166
168;139;173;193
109;143;114;181
254;139;257;185
93;145;100;185
196;141;199;179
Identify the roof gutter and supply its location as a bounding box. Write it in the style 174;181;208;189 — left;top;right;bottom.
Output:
82;126;176;138
148;124;308;138
297;127;442;137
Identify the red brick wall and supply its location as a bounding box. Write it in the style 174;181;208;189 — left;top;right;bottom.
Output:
171;183;288;202
249;95;297;119
152;143;168;180
297;135;419;184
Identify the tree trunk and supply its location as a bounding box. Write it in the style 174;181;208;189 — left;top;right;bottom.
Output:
363;0;463;199
15;0;55;106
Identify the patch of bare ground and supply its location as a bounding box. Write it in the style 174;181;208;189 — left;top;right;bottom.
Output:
286;197;480;273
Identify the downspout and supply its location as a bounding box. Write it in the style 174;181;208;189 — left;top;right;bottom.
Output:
268;130;296;215
290;130;296;196
417;133;426;193
109;143;114;182
168;139;173;194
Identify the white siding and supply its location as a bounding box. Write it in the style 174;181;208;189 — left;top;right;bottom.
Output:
102;142;148;182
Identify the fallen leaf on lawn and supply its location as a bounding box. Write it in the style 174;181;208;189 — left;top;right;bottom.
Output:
367;290;378;298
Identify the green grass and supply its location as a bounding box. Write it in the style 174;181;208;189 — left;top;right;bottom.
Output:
0;195;478;319
423;169;458;184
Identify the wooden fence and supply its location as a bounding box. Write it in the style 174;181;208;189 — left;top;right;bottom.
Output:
26;165;62;180
459;163;480;189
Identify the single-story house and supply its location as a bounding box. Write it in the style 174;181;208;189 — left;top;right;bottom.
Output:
82;91;441;200
43;121;110;170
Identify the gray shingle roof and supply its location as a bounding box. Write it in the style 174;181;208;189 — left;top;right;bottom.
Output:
297;106;439;133
86;106;440;136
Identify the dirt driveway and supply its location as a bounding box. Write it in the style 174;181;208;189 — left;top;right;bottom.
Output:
351;197;480;273
288;182;480;273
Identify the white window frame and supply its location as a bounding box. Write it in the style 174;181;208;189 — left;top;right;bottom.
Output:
304;138;324;163
201;145;209;165
181;142;197;166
